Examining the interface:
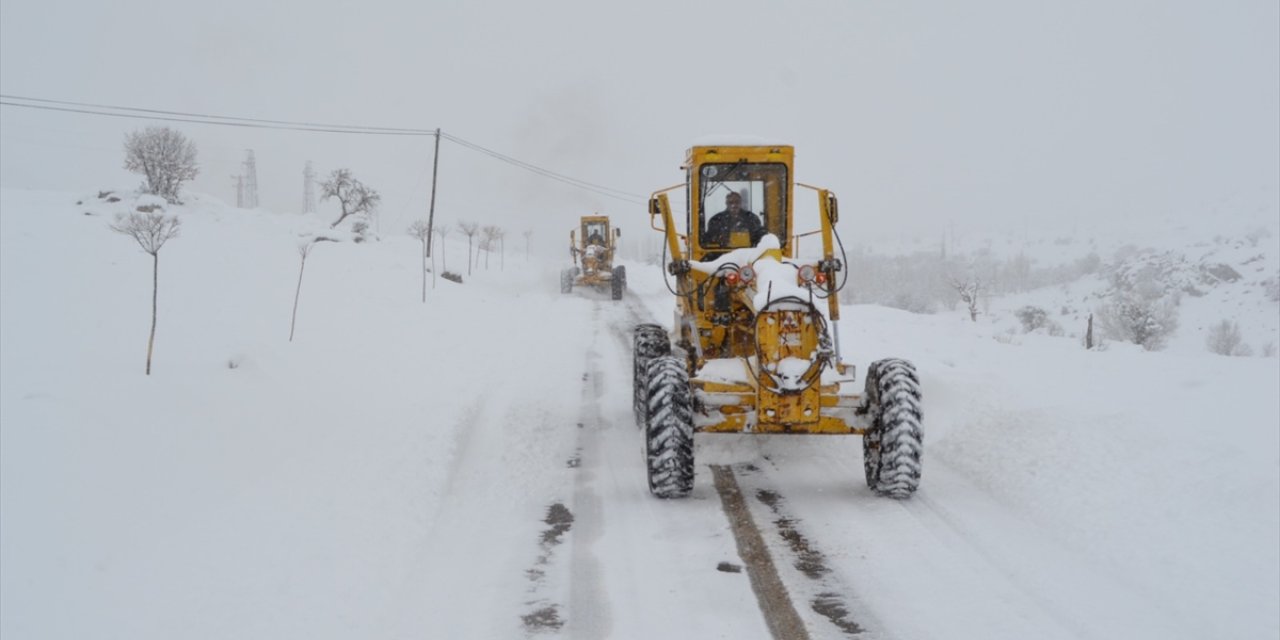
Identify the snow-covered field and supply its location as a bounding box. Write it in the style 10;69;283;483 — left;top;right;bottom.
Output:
2;187;1277;639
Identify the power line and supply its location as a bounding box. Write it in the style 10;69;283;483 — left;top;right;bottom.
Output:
1;95;647;204
0;100;436;136
0;94;434;134
441;132;645;203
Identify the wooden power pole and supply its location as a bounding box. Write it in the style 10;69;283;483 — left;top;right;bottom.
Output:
426;128;441;257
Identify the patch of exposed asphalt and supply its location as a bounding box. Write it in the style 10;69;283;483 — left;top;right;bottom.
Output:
756;490;829;580
711;465;811;640
754;487;865;636
541;502;575;545
522;502;575;634
521;605;564;633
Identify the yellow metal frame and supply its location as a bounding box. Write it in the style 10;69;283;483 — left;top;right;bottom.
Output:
569;214;619;288
648;144;861;435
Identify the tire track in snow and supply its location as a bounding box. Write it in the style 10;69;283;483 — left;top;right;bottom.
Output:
565;331;611;639
518;303;612;638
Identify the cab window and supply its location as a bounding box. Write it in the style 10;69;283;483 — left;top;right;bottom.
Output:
698;162;787;251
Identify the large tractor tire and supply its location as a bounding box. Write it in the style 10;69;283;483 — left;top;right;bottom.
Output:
862;358;923;499
644;355;694;498
633;324;671;427
560;269;574;294
611;265;627;300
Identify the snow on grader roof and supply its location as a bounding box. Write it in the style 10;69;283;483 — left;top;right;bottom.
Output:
689;134;790;147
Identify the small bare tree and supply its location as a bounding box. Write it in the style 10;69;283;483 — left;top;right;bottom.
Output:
123;127;199;204
459;222;479;276
110;212;181;374
290;237;334;342
948;275;982;322
408;220;431;301
523;229;533;260
320;169;381;229
434;224;451;271
481;225;501;270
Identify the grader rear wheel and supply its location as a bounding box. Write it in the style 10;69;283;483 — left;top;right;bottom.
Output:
633;324;670;427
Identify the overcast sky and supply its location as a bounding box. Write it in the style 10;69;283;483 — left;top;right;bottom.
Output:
2;0;1276;251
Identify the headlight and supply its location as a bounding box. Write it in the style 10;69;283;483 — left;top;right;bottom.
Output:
798;265;817;284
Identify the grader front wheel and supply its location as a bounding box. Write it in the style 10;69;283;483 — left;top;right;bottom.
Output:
644;355;694;498
863;358;923;499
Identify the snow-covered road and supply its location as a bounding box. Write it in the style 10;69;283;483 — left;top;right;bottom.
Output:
2;189;1275;639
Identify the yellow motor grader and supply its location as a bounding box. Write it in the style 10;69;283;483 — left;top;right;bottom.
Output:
561;215;626;300
634;141;923;499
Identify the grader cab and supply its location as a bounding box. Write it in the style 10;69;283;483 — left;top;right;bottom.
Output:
634;141;923;499
561;215;626;300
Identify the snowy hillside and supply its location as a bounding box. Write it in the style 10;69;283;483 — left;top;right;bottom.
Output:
1;187;1277;639
839;201;1280;359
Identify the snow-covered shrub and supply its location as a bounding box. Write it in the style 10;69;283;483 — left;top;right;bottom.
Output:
1017;305;1064;336
1205;320;1250;356
1262;342;1277;358
1098;286;1179;351
1016;306;1049;332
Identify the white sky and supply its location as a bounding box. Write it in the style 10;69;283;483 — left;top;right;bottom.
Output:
1;0;1277;248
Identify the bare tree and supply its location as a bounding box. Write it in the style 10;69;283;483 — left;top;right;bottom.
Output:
948;275;982;322
481;225;501;270
498;228;506;270
123;127;198;204
110;212;182;374
434;224;451;271
408;220;431;301
320;168;381;229
523;229;533;260
290;237;334;342
459;222;479;276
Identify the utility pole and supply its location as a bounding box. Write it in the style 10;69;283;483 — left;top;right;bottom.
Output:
426;128;441;257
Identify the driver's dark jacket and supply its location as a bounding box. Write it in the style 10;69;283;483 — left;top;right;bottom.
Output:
704;209;765;247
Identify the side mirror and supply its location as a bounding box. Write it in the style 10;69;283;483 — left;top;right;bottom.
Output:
827;194;839;224
615;228;622;237
648;198;659;217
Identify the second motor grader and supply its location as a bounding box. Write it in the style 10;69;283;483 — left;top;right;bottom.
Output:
561;215;626;300
634;140;923;499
